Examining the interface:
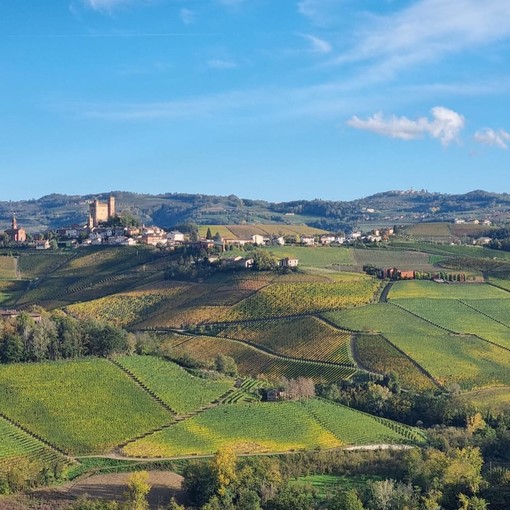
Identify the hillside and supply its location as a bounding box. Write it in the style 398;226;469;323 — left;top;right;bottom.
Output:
1;189;510;232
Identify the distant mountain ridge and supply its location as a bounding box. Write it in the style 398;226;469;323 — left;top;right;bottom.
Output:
1;189;509;232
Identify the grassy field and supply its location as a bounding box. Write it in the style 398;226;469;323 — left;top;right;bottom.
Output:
217;317;355;365
264;246;355;267
353;334;436;391
352;249;436;270
122;398;420;457
0;416;64;466
169;335;357;383
324;303;510;389
116;356;234;414
0;359;171;454
388;280;509;300
0;255;16;279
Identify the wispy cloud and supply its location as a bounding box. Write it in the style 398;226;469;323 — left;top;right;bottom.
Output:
180;8;195;25
82;0;146;12
329;0;510;74
301;34;332;54
474;128;510;149
207;58;238;70
347;106;465;146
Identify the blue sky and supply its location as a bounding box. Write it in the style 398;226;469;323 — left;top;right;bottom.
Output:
2;0;510;202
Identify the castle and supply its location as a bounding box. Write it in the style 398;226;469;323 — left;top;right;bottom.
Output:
88;195;116;228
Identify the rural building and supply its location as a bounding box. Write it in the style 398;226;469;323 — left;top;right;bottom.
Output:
35;240;51;250
301;236;315;246
251;234;265;245
4;215;27;242
265;388;286;402
167;230;185;243
0;309;42;322
280;257;299;268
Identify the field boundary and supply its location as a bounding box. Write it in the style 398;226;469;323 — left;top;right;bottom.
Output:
459;300;510;330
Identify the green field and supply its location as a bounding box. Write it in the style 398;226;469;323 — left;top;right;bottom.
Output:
116;356;234;414
0;359;171;454
264;246;354;267
352;249;436;270
324;303;510;389
217;317;355;365
464;386;510;414
388;281;510;300
0;416;64;466
122;398;421;457
393;298;510;349
169;335;357;383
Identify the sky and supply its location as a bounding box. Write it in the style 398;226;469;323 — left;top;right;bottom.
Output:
2;0;510;202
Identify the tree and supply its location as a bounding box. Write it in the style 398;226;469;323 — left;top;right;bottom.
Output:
458;494;488;510
251;250;278;271
123;471;151;510
166;497;185;510
206;227;213;240
212;447;238;497
214;354;238;377
328;489;365;510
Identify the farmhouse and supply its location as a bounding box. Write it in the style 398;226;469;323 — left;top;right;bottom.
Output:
0;309;42;322
280;257;299;268
35;239;51;250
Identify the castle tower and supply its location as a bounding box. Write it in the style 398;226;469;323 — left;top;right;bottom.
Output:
108;195;115;219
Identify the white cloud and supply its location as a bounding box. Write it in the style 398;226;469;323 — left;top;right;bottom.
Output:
474;128;510;149
180;8;194;25
207;59;237;69
347;106;465;146
330;0;510;74
301;34;332;54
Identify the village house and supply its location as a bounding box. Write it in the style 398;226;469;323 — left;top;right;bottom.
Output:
251;234;266;246
167;230;185;244
300;236;315;246
280;257;299;268
35;239;51;250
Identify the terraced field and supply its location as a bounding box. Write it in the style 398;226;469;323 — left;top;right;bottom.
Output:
0;359;171;454
324;304;510;389
122;398;419;458
353;334;436;391
116;356;234;414
169;335;357;383
0;416;64;466
217;317;355;365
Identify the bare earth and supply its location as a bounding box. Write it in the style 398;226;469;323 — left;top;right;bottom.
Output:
31;471;184;509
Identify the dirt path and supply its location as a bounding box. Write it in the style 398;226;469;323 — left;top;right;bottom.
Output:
32;471;184;509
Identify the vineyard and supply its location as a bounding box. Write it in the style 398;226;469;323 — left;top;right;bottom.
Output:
265;246;355;267
115;355;234;414
168;335;357;383
17;253;72;278
217;317;355;365
353;334;437;391
0;416;64;466
464;386;510;414
352;249;436;271
324;303;510;389
219;277;380;321
393;298;510;349
122;398;420;458
0;255;16;279
0;359;171;454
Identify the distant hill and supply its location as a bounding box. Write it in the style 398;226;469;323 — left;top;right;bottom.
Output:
1;189;509;232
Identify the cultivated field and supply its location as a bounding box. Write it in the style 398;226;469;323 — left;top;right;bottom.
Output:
116;356;234;414
352;249;436;271
0;359;171;454
0;255;16;279
122;398;421;457
265;246;355;267
168;335;357;383
217;317;355;365
324;303;510;389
